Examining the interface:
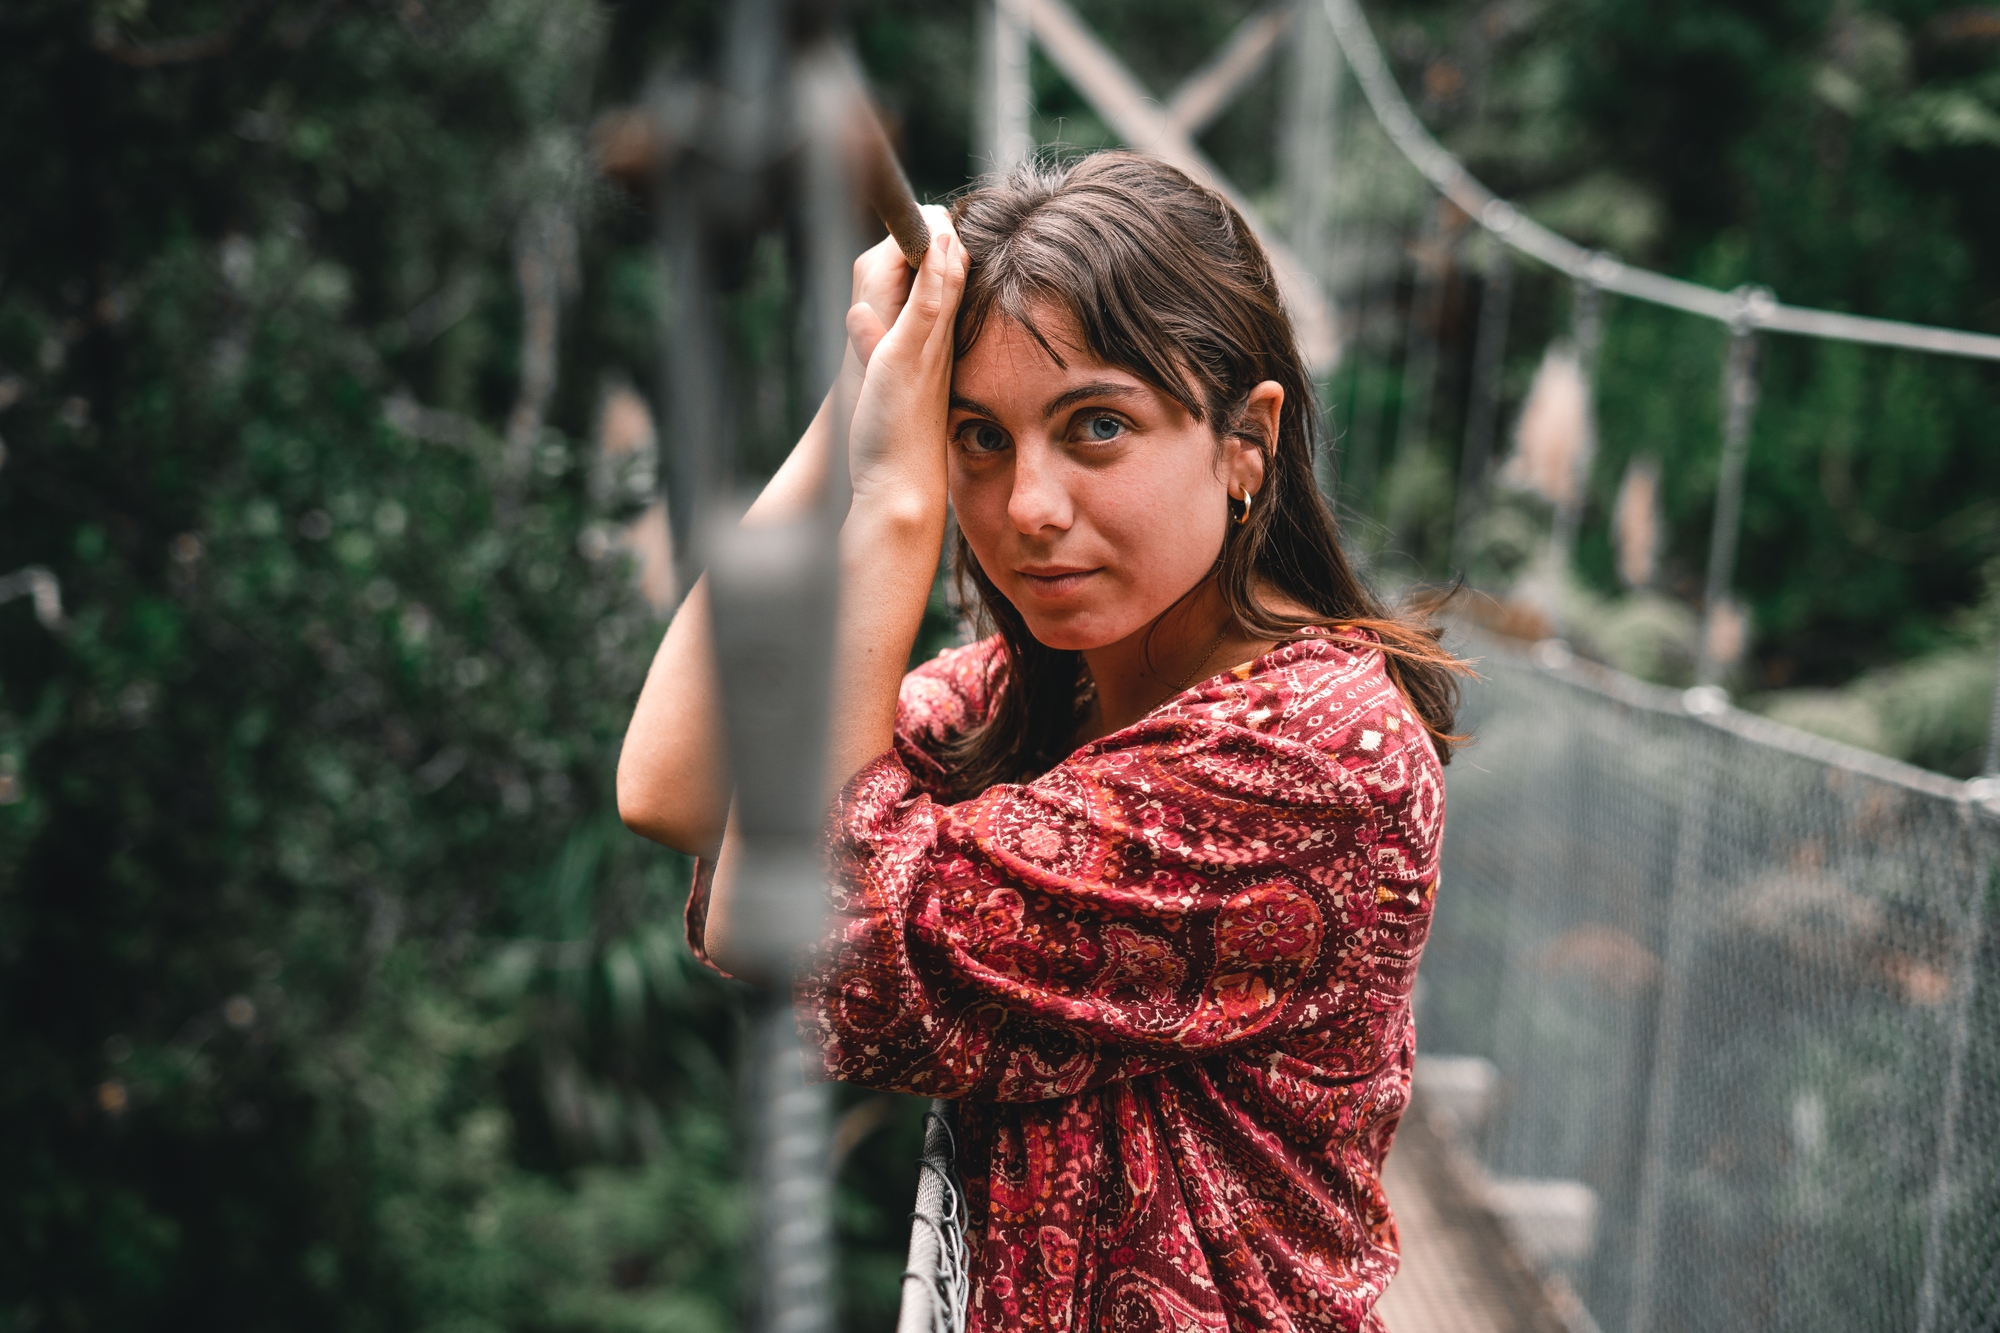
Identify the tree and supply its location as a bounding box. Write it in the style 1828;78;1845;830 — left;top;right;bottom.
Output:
0;2;750;1327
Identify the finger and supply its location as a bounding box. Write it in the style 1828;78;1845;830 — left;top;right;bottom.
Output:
829;335;866;451
918;203;957;253
848;230;902;303
855;207;954;330
885;233;950;345
846;301;891;368
912;230;968;363
858;226;964;373
852;233;914;326
932;228;969;317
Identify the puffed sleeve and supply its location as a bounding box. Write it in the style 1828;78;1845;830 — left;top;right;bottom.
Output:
682;639;1004;973
795;676;1435;1102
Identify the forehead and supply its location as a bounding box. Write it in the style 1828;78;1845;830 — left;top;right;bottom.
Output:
952;302;1199;422
955;304;1106;383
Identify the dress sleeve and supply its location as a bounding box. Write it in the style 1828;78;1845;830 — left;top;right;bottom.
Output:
681;638;1003;975
796;692;1434;1102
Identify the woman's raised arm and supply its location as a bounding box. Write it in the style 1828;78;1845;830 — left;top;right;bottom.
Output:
698;217;965;979
615;224;938;857
822;219;967;787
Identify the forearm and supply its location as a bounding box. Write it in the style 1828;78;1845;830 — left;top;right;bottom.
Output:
819;219;963;786
615;382;846;854
827;490;951;785
703;488;944;979
742;370;846;524
689;215;963;977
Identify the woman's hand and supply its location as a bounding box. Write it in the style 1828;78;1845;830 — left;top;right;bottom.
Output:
615;221;944;859
824;227;926;458
820;208;966;791
851;223;923;333
843;206;966;507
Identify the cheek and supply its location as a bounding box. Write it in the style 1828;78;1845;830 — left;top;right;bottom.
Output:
947;463;1011;573
946;436;1231;649
1086;448;1228;583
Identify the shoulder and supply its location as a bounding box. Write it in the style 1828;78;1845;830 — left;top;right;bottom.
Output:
898;635;1005;746
1166;626;1436;778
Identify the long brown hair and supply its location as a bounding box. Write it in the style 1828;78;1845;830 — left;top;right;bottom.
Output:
943;152;1466;795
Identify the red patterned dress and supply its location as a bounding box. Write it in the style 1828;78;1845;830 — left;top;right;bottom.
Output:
689;628;1445;1332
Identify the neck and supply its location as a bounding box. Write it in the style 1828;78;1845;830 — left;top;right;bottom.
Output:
1080;579;1256;741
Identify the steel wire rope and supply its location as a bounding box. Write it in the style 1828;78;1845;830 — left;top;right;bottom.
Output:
896;1101;971;1333
1319;0;2000;364
1312;32;2000;1317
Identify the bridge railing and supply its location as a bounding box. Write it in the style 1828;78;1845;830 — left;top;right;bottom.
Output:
1427;634;2000;1333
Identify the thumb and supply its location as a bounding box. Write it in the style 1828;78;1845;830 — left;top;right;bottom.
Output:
846;301;890;367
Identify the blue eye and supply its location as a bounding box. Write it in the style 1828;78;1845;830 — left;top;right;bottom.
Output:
1084;416;1122;441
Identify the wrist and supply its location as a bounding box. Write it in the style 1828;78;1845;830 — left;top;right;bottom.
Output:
842;478;947;546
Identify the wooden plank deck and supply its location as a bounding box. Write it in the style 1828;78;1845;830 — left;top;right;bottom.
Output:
1377;1099;1582;1333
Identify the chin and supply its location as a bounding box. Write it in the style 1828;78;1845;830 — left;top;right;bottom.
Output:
1026;626;1099;652
1016;607;1128;653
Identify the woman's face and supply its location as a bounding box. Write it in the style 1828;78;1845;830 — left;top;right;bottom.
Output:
947;309;1270;651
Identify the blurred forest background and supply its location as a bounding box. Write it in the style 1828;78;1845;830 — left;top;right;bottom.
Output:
1;0;1995;1329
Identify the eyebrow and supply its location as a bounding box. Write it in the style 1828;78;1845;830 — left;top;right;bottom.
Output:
1043;382;1144;418
948;381;1144;421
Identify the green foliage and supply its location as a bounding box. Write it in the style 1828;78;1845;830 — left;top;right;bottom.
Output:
0;2;757;1327
1512;1;1999;685
0;0;964;1325
1328;0;1999;746
1757;615;1999;773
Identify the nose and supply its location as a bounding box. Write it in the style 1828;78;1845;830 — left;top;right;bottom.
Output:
1006;440;1073;536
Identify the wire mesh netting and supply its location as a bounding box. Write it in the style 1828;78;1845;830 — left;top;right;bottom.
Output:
1421;635;2000;1333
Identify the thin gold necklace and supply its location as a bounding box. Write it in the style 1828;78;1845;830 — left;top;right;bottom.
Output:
1174;620;1232;693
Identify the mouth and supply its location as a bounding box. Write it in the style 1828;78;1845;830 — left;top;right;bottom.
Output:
1014;565;1101;598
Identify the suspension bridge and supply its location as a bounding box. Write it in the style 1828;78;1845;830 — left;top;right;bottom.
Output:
951;6;2000;1329
2;3;1992;1329
979;3;2000;1329
566;2;2000;1330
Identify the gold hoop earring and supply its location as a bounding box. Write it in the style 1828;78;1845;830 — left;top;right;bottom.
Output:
1233;490;1253;526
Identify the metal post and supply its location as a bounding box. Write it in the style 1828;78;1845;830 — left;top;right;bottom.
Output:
655;178;729;601
1449;247;1512;574
1342;225;1397;519
796;48;861;521
646;9;921;1332
1626;714;1722;1333
1629;309;1761;1333
1914;817;1990;1333
1282;0;1342;502
1923;664;2000;1333
752;995;835;1333
1695;310;1764;687
977;0;1033;175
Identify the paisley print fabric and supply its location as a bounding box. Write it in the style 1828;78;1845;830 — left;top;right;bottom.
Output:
686;629;1445;1331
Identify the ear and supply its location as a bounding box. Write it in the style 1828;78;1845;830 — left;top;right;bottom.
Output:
1228;380;1284;499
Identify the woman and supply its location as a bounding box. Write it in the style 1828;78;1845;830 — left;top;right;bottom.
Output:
619;153;1464;1332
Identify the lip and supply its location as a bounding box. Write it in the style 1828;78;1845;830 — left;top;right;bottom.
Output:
1014;565;1102;598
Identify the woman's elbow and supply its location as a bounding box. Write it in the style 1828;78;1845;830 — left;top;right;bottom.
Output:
616;761;705;853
